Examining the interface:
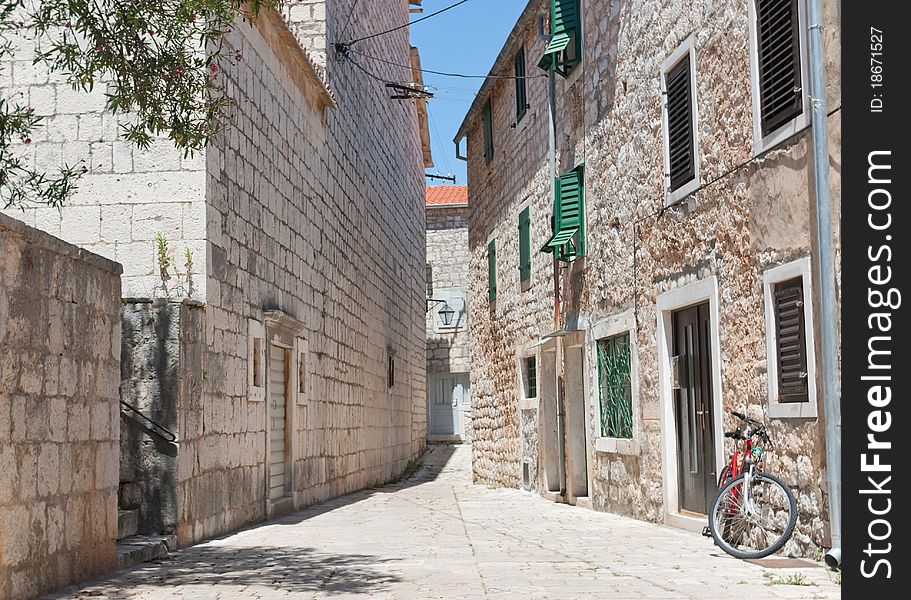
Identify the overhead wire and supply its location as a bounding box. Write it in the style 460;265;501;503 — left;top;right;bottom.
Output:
348;48;545;80
339;0;364;40
428;106;455;178
342;0;473;45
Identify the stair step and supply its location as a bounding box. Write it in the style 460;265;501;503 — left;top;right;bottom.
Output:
116;535;177;570
117;509;139;539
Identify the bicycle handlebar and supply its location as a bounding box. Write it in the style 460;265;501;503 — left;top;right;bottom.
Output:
731;410;762;426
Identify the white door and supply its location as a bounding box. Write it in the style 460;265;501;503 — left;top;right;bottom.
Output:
430;376;458;436
269;344;289;500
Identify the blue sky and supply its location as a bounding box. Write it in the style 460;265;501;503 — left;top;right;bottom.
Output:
410;1;527;185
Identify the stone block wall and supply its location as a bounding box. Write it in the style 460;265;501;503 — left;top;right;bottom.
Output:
426;206;471;374
174;2;427;544
0;213;122;600
0;32;207;300
463;0;840;554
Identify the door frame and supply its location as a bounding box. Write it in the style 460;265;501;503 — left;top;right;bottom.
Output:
263;310;305;517
655;276;724;532
426;372;463;442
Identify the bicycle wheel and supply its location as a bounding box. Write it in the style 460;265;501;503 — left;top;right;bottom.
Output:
708;471;797;559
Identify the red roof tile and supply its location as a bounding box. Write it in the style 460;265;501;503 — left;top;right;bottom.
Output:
426;186;468;207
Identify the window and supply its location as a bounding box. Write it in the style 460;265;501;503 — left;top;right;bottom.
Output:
773;278;808;402
597;333;633;439
749;0;809;151
518;206;531;285
387;350;396;389
541;164;584;262
525;356;537;399
661;41;699;203
482;99;494;163
756;0;803;135
247;319;266;401
487;239;497;301
538;0;581;77
763;258;817;418
515;46;528;122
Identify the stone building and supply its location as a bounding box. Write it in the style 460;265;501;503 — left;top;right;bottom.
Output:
455;0;840;555
2;0;432;554
425;186;471;441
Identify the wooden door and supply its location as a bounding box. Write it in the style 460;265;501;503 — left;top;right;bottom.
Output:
672;303;716;515
269;344;290;501
430;376;458;436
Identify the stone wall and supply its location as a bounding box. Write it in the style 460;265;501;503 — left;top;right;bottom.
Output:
3;1;427;550
0;213;122;600
463;0;840;555
0;31;207;300
426;206;471;374
175;2;427;544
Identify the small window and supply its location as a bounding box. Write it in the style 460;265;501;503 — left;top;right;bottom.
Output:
596;333;633;439
388;353;396;389
773;277;809;403
525;356;537;399
487;239;497;301
541;164;584;262
482;99;494;164
519;206;531;285
253;338;263;387
755;0;803;136
298;352;306;394
663;55;696;194
248;318;266;401
515;46;528;122
538;0;581;77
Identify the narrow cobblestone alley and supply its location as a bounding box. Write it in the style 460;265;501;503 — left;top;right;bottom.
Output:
47;445;840;600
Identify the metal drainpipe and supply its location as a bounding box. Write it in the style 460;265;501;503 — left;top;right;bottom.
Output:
806;0;841;565
543;30;566;496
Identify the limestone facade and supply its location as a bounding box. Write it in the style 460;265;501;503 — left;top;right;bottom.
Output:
2;0;429;550
425;192;472;440
0;213;122;600
457;0;840;555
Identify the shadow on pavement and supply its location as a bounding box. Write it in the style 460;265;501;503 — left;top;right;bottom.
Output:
52;545;402;598
268;442;460;527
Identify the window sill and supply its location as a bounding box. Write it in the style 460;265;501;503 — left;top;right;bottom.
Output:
518;396;538;411
594;436;639;456
768;400;817;419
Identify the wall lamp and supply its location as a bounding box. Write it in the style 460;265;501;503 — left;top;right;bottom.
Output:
426;298;455;327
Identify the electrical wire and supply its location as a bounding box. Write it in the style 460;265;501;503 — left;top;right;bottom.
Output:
428;106;455;178
339;0;364;40
348;48;545;80
343;0;473;45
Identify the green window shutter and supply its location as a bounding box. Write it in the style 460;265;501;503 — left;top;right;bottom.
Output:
487;239;497;301
538;0;581;76
482;99;494;163
519;206;531;283
541;164;584;262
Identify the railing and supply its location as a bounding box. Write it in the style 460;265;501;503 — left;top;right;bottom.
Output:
119;400;178;443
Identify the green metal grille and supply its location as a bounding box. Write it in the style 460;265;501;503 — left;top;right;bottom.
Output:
526;356;537;398
597;333;633;439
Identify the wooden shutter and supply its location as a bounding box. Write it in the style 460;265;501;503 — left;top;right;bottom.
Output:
552;0;579;38
774;277;809;403
519;206;531;282
665;56;695;192
756;0;803;135
515;46;528;122
487;239;497;301
557;168;583;231
483;99;494;163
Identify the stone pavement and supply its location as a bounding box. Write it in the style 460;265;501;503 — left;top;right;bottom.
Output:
47;444;840;599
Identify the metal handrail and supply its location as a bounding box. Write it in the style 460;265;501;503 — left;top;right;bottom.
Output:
119;400;178;443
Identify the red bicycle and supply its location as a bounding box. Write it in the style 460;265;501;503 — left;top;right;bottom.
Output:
706;411;797;559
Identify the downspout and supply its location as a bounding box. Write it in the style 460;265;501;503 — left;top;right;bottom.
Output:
806;0;841;567
544;27;566;497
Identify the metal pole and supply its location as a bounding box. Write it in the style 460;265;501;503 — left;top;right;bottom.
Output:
806;0;841;563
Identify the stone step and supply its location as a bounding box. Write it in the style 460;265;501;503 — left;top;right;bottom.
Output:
116;535;177;570
117;509;139;539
